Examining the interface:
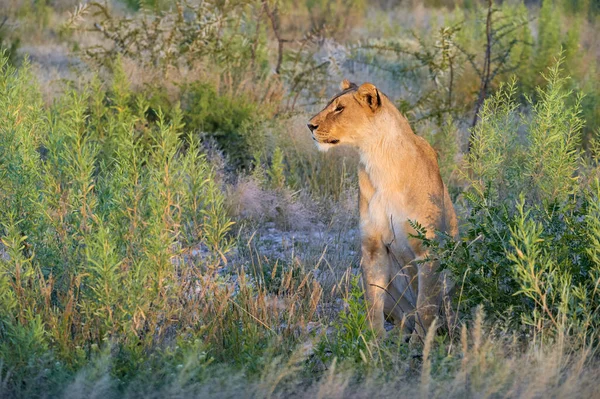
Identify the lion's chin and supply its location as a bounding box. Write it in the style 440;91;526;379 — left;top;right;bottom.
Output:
315;142;334;152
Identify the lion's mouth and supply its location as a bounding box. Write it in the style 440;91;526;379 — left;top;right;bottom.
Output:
312;134;340;145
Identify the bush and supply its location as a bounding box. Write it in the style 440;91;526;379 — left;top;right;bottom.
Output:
420;59;600;338
316;275;378;365
181;82;269;170
0;54;236;394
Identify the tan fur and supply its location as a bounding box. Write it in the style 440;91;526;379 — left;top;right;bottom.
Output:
308;81;458;339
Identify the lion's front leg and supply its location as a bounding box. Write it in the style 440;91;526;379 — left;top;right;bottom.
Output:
357;164;390;336
361;235;390;337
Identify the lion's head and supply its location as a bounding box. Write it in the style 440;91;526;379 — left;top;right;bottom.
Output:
307;80;383;152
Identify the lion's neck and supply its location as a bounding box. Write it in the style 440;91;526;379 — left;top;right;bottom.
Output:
357;106;419;191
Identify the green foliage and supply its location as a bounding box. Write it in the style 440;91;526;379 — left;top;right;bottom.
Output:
182;82;268;169
467;78;520;197
0;21;20;65
0;54;238;394
508;2;534;92
268;146;286;189
533;1;562;87
526;1;597;137
120;0;174;11
317;275;377;364
423;116;460;182
422;59;599;337
526;59;583;201
99;56;270;170
251;150;268;185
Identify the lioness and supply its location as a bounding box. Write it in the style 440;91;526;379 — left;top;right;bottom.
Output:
307;80;458;339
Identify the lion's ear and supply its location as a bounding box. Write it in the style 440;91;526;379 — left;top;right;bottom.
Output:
354;83;381;111
340;79;357;91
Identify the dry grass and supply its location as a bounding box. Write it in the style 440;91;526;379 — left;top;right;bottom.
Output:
44;312;600;399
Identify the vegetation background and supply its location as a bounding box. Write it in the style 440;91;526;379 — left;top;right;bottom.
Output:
1;0;600;397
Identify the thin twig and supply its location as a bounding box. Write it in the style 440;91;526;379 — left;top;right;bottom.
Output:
471;0;494;132
263;0;289;75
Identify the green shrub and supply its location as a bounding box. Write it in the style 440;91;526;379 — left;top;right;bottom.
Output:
267;146;286;190
0;54;236;394
422;116;460;183
317;275;378;365
182;82;268;169
420;59;600;338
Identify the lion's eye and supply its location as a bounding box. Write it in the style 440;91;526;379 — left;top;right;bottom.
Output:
334;105;344;113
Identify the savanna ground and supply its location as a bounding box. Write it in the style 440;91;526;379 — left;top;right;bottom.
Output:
1;0;600;397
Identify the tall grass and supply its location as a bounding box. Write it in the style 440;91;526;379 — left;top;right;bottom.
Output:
0;54;239;395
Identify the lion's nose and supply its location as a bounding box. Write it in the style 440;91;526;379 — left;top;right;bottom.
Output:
307;123;318;132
